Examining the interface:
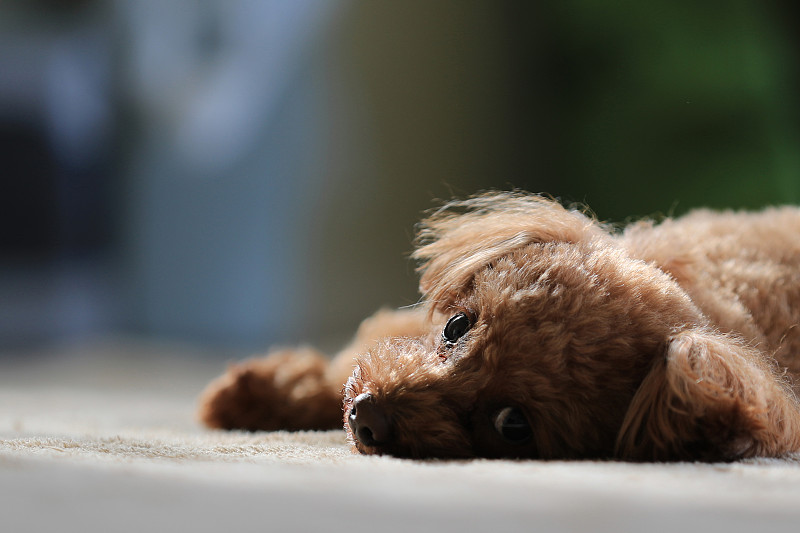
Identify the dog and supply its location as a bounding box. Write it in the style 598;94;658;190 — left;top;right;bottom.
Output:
198;192;800;461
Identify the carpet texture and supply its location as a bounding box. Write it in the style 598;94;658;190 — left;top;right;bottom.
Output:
2;340;800;533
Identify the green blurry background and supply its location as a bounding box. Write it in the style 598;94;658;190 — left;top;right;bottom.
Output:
2;0;798;352
335;1;800;220
316;0;800;345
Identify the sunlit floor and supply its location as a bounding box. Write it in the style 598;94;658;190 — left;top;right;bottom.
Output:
1;340;800;533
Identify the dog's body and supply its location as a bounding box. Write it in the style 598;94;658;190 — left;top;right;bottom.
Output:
199;193;800;461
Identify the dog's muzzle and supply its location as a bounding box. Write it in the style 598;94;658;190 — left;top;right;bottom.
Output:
348;393;390;448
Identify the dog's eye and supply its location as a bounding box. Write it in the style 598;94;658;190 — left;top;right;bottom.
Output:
442;312;471;344
493;407;532;444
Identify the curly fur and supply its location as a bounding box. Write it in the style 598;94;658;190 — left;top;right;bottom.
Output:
198;192;800;461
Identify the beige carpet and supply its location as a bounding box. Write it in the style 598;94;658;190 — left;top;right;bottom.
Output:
2;340;800;533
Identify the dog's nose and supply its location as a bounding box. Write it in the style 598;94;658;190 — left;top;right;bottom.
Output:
348;393;390;447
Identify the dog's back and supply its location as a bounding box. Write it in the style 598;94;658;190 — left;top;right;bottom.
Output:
622;207;800;377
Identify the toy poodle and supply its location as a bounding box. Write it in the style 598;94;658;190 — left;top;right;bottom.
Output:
198;192;800;461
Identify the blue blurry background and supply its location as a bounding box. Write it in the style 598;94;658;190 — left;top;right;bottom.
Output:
1;0;799;353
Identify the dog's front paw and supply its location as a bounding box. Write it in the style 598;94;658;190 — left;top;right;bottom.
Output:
197;348;343;431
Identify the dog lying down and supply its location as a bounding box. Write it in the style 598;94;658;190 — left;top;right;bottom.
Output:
199;192;800;461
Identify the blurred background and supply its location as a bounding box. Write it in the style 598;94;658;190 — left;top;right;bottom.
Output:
1;0;799;355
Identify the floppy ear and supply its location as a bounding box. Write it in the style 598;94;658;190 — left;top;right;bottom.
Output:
413;192;610;310
616;330;800;461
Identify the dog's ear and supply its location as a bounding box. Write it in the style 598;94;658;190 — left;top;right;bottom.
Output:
413;193;610;309
616;330;800;461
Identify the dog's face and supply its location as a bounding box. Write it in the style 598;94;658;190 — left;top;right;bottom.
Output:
344;239;700;459
343;194;796;461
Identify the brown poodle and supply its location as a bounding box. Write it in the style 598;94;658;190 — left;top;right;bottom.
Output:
198;192;800;461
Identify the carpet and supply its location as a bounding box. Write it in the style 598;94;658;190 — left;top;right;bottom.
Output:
2;340;800;533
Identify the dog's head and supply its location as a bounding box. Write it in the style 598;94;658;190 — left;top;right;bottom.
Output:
343;193;797;460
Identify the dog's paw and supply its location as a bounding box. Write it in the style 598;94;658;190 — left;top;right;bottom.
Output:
197;348;343;431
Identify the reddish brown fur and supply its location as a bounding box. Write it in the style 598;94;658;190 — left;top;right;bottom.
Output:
198;192;800;461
